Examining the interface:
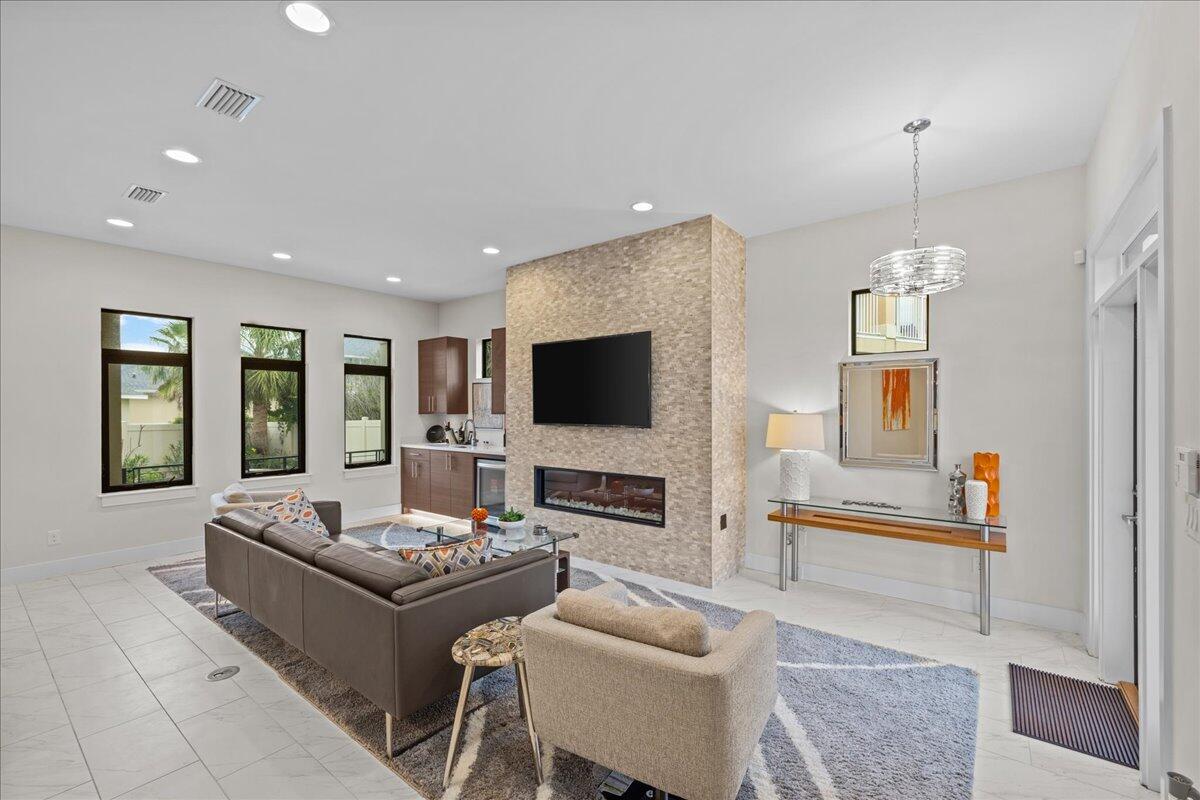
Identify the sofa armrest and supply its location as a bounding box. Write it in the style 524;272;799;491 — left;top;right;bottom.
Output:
391;551;556;717
312;500;341;536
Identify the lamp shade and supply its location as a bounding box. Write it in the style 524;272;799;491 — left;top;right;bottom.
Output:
765;413;825;451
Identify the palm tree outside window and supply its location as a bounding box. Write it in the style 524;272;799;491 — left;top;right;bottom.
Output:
241;324;305;477
100;310;192;492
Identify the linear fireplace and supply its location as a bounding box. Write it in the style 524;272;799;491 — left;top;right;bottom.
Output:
534;466;665;527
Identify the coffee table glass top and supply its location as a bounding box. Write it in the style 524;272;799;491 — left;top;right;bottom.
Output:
415;519;579;554
769;495;1007;529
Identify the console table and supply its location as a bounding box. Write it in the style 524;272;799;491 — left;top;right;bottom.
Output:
767;497;1007;635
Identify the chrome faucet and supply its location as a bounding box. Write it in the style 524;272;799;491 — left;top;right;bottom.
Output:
464;419;477;447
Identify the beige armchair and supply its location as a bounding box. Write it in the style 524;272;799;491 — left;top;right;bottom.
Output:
522;582;777;800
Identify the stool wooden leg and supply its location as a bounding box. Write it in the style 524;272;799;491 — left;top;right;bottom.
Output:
516;661;543;784
443;664;474;788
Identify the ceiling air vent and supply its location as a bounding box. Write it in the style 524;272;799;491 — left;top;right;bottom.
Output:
126;184;166;204
195;78;262;121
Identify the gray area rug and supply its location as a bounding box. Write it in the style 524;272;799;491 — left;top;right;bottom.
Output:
149;557;978;799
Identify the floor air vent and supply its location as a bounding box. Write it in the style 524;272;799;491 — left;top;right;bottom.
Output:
126;184;166;204
196;78;261;121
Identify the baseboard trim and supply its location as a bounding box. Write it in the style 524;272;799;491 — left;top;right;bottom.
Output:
743;553;1084;635
1;536;204;585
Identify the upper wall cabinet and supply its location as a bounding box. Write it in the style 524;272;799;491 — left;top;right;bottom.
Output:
417;336;468;414
491;327;506;414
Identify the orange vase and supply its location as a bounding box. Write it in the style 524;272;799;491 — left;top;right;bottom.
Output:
973;452;1000;517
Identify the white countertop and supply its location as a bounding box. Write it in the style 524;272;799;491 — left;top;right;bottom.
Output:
401;442;506;457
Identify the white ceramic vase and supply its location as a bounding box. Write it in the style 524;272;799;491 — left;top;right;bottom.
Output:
497;519;526;538
965;480;989;520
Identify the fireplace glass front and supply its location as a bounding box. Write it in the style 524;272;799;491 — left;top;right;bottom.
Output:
534;466;665;527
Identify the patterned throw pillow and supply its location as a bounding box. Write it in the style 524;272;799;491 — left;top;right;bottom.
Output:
263;489;329;536
398;536;491;577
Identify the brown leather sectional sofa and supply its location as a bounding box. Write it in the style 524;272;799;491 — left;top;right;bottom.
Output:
203;503;556;753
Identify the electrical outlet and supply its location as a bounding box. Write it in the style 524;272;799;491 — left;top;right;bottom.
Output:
47;529;62;547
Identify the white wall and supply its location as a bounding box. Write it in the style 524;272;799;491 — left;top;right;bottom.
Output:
746;166;1087;618
0;226;437;575
433;289;506;446
1084;0;1199;780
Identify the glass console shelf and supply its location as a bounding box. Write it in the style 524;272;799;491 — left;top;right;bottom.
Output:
767;495;1007;636
768;496;1006;530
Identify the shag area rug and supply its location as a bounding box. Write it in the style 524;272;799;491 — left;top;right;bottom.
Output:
340;519;445;550
149;557;978;799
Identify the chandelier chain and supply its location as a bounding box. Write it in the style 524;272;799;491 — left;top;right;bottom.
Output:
912;131;920;248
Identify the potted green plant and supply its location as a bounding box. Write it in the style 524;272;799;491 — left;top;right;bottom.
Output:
497;507;526;537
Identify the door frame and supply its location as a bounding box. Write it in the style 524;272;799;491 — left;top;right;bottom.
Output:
1084;108;1172;790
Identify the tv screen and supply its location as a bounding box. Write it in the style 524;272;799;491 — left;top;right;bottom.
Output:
532;331;651;427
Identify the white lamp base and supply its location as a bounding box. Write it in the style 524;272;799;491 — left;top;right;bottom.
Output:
780;449;811;501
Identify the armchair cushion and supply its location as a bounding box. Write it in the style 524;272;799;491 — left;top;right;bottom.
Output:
222;482;254;504
555;587;711;657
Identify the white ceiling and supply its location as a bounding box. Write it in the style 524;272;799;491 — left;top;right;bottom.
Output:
0;1;1138;302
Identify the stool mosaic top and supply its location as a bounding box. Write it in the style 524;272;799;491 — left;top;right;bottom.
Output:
451;616;524;668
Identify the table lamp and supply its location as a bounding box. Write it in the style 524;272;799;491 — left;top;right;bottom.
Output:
765;412;825;501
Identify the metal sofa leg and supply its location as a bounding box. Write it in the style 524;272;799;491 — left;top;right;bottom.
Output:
385;712;394;758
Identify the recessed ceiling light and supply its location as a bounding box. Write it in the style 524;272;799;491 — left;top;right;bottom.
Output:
482;247;500;255
272;252;292;260
106;218;134;228
283;1;332;34
163;148;201;164
386;276;402;283
630;201;654;212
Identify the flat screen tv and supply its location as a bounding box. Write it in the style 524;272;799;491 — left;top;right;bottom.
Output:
532;331;651;427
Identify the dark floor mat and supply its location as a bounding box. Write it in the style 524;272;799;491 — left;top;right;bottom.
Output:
1009;663;1138;769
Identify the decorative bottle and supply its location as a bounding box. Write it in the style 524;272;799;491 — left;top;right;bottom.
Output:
949;464;967;515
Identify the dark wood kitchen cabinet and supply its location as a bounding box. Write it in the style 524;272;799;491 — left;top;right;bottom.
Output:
417;336;468;414
400;448;430;513
426;449;477;518
490;327;506;415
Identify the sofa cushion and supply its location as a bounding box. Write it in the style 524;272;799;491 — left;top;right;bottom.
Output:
315;542;428;598
262;489;329;536
219;509;276;542
555;587;711;657
390;549;550;605
397;536;491;577
264;522;335;565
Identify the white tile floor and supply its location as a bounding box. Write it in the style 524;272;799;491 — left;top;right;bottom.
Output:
0;553;1155;800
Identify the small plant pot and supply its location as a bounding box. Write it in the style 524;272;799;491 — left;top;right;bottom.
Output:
497;519;525;538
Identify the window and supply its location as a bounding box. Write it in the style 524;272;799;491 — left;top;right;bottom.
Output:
481;337;493;379
344;335;391;467
241;324;305;477
101;310;192;492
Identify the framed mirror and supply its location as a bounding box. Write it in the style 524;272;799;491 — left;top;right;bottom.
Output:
850;289;929;355
839;358;938;470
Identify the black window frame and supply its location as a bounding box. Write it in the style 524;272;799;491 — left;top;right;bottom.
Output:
240;323;306;479
100;308;193;493
343;334;392;469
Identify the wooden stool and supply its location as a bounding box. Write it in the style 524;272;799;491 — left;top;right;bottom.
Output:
443;617;543;788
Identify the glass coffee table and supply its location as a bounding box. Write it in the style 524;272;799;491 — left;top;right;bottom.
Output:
415;519;578;591
416;519;578;556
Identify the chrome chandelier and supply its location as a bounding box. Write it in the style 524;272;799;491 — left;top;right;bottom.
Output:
869;119;966;296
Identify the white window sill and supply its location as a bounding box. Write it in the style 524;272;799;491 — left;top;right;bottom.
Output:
241;473;313;489
99;485;199;508
344;464;398;480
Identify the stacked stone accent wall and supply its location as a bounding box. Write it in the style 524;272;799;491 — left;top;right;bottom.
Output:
505;216;745;587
